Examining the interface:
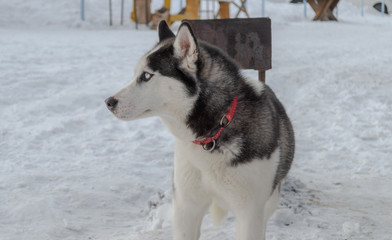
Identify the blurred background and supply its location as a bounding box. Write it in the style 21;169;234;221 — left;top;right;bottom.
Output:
0;0;391;240
0;0;391;28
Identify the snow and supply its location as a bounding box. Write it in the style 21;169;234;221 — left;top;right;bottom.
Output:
1;0;391;240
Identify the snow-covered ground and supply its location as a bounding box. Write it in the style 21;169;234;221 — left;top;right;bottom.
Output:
1;0;391;240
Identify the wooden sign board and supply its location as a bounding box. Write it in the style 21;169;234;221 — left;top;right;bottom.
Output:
183;18;272;72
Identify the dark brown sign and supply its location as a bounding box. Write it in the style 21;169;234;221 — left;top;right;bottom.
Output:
183;18;271;72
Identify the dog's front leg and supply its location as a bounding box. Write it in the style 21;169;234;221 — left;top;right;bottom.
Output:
235;208;267;240
172;150;210;240
172;196;209;240
236;183;281;240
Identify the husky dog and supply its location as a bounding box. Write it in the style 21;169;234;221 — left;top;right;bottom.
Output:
105;21;295;240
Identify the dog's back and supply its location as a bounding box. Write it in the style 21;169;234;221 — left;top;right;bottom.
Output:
188;39;295;187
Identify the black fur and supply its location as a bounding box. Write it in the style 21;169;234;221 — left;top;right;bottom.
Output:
152;24;294;191
181;31;293;191
158;21;175;42
147;44;198;96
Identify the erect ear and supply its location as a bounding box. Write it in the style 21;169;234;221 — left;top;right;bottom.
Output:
158;20;175;42
173;23;198;62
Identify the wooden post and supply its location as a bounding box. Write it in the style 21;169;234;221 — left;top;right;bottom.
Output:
185;0;200;19
132;0;151;24
307;0;319;12
258;71;265;83
307;0;339;21
219;1;230;19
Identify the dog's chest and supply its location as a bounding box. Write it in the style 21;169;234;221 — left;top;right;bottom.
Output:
188;147;279;208
175;142;279;208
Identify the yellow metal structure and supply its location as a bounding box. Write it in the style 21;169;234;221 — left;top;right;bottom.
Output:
164;0;171;8
131;0;201;25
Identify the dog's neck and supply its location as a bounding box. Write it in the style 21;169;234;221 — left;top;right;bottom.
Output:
159;93;238;143
159;44;241;142
160;116;196;142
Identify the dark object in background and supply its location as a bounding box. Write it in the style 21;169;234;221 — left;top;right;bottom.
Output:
290;0;304;3
134;0;151;25
183;18;271;82
373;2;389;14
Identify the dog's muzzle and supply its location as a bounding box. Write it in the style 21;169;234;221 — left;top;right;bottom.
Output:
105;96;118;111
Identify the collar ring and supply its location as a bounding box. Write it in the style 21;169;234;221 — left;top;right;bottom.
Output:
202;139;216;152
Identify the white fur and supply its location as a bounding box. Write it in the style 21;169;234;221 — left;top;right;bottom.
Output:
112;62;281;240
243;77;265;96
220;137;243;161
110;26;281;240
209;200;228;226
172;140;280;240
173;24;199;75
111;53;197;141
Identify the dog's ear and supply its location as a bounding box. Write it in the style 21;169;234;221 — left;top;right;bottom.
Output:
158;21;175;42
173;23;198;63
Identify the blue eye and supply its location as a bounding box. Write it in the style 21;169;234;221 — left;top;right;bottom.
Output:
141;72;153;82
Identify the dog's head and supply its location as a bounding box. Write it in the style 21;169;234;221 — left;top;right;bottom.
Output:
105;21;200;122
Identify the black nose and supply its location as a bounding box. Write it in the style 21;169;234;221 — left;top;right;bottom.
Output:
105;96;118;110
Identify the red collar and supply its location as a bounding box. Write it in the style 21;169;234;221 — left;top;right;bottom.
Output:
192;95;238;151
